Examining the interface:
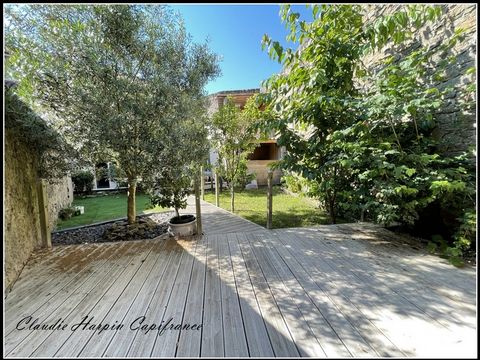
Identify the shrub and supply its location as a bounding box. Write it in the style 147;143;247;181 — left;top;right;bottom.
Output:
283;174;303;193
233;161;256;190
58;206;77;220
71;171;94;194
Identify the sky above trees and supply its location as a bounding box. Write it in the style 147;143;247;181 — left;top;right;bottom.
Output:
170;4;312;94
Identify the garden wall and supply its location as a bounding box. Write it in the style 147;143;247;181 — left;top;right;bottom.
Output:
247;160;282;186
46;176;73;229
5;129;43;292
4;129;73;292
363;4;476;156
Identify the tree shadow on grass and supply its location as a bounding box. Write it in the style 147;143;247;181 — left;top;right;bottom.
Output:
242;210;331;229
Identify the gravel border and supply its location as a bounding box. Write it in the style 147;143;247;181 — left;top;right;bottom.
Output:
52;211;175;245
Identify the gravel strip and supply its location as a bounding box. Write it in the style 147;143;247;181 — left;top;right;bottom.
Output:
52;211;174;245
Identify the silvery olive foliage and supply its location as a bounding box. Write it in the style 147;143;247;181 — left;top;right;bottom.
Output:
5;4;220;223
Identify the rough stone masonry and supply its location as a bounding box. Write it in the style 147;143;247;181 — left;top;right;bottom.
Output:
363;4;476;156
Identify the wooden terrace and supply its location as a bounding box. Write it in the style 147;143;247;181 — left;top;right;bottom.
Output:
4;200;476;357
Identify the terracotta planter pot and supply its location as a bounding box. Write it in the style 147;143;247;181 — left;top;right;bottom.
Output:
168;214;196;237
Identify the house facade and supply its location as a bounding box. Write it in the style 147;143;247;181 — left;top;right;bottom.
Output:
207;89;283;186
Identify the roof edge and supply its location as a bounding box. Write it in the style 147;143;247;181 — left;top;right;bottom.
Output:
209;88;260;97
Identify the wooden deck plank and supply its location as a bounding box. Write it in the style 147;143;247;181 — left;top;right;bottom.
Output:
336;223;476;298
102;238;183;357
275;229;422;356
217;233;249;357
327;225;477;329
333;224;477;307
4;210;476;358
235;232;300;357
51;240;157;357
200;234;225;357
266;230;404;357
307;228;477;356
303;227;470;327
184;197;264;235
253;231;361;357
286;229;437;355
175;235;208;357
150;239;198;357
33;241;154;357
125;240;185;357
283;229;473;357
5;242;135;356
226;232;275;357
9;241;141;357
5;243;108;316
78;239;169;357
4;243;125;338
4;245;77;298
245;232;328;357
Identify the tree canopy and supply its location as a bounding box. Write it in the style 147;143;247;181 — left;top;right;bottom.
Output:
210;96;259;212
5;4;220;223
260;4;475;265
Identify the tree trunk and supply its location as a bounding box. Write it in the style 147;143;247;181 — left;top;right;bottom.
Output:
174;207;179;218
127;178;137;224
266;171;273;229
230;185;235;213
194;175;202;235
328;199;336;224
215;172;220;207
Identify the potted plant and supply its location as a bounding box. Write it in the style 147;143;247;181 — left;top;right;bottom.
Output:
149;166;196;237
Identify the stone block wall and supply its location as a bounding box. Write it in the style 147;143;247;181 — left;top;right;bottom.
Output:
247;160;282;186
362;4;476;156
46;176;73;230
4;129;43;292
5;129;73;292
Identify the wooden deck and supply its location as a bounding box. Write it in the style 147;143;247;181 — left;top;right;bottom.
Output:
184;196;265;235
4;204;477;357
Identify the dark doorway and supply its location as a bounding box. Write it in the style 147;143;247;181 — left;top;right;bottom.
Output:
248;142;279;160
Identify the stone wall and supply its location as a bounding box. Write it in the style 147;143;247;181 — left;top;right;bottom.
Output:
363;4;476;155
5;130;73;292
46;176;73;230
247;160;282;186
4;129;43;292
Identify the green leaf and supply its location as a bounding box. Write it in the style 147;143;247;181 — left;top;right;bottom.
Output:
405;168;416;177
466;67;476;75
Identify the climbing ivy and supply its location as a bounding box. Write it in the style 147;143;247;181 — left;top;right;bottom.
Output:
5;89;76;180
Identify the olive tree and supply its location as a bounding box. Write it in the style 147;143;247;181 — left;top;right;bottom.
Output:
5;4;220;223
147;96;211;218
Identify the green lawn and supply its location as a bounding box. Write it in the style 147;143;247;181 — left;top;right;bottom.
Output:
204;187;331;229
55;193;168;230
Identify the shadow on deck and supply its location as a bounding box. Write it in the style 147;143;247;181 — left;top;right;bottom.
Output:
4;202;477;357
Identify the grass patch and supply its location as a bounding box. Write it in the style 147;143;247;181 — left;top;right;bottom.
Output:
55;192;168;230
204;186;331;229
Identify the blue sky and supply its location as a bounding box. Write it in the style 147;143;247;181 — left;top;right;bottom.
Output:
170;4;313;94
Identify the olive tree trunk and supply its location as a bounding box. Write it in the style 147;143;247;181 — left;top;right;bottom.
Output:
230;184;235;213
127;178;137;224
